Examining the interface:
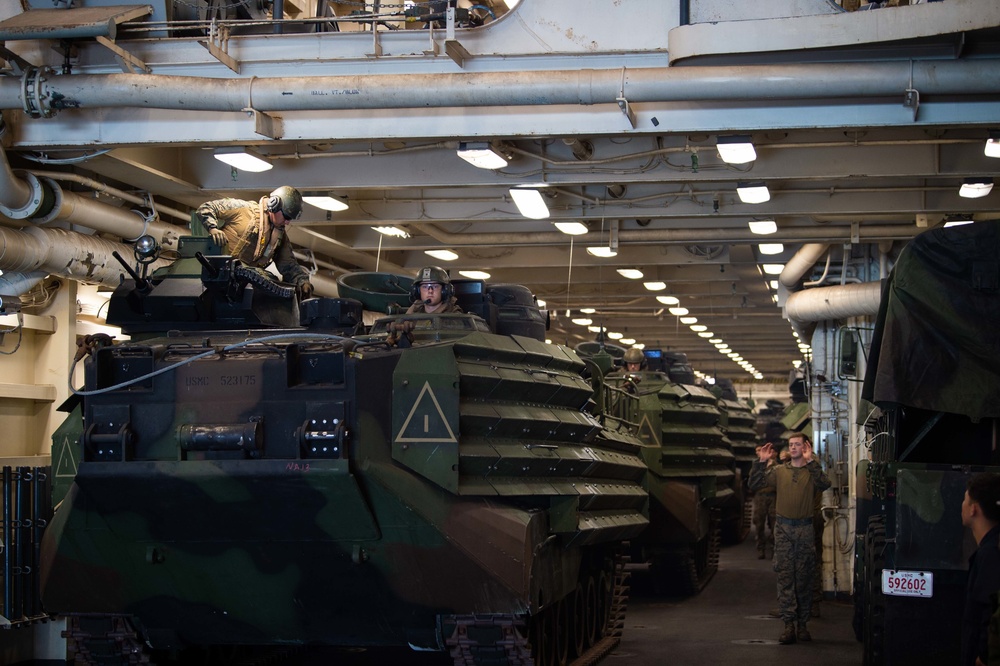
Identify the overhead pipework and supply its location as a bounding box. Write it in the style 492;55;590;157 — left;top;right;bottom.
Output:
0;140;184;250
1;60;999;118
0;226;171;288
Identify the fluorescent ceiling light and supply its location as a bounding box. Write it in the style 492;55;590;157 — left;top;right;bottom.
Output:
769;280;779;289
459;270;491;279
633;343;645;350
617;268;644;280
656;295;680;305
697;331;714;338
748;220;777;235
425;249;458;261
714;343;727;348
762;263;785;275
372;226;409;238
944;219;974;228
303;195;349;212
758;243;784;255
986;132;1000;158
728;352;739;358
705;377;716;385
587;326;603;333
959;178;994;199
607;332;623;340
690;324;707;332
572;318;593;326
716;135;757;164
620;338;635;345
709;338;722;344
510;188;550;219
580;307;596;314
537;299;546;308
754;373;764;379
718;347;731;354
737;182;770;204
213;147;272;172
643;281;666;291
587;246;618;257
679;316;698;324
457;141;509;169
668;307;689;316
792;360;802;368
555;221;589;235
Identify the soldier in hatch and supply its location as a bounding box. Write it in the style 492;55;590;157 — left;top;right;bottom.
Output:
387;266;463;346
194;186;314;299
621;347;644;374
405;266;462;314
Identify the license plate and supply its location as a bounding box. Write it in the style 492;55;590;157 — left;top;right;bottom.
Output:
882;569;933;598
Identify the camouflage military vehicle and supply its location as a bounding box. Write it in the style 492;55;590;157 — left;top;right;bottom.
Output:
43;237;650;665
591;348;735;594
713;377;757;543
854;220;1000;665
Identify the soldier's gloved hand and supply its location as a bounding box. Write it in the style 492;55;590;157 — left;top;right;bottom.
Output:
209;227;227;247
298;281;314;299
388;321;412;333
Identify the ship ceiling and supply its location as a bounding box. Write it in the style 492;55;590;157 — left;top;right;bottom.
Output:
0;0;999;383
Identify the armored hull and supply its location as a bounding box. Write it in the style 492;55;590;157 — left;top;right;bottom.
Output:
603;371;734;594
42;251;649;665
716;395;758;544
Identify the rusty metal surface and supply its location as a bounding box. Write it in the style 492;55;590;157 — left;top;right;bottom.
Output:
0;6;151;41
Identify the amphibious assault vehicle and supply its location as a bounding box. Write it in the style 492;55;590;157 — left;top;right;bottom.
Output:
713;377;757;544
854;220;1000;665
590;348;736;594
43;237;650;665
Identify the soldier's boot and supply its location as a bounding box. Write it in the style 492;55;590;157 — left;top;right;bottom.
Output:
779;623;797;645
797;624;812;642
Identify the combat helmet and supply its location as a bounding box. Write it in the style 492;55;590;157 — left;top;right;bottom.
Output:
409;266;454;302
266;186;303;220
623;347;644;366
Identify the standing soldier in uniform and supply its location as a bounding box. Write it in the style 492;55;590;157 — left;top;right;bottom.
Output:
194;186;314;298
749;431;831;645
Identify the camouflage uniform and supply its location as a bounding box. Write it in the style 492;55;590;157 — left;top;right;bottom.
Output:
194;197;310;288
750;459;831;632
752;487;776;557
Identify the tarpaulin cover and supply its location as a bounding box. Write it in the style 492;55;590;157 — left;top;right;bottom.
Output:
862;219;1000;419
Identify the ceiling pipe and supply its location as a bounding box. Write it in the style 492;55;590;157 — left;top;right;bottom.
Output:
31;170;192;224
0;143;184;250
2;60;998;115
784;281;882;323
0;270;47;296
417;223;916;247
0;226;170;288
779;243;830;289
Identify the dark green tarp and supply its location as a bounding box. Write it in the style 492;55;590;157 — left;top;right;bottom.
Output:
862;219;1000;420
